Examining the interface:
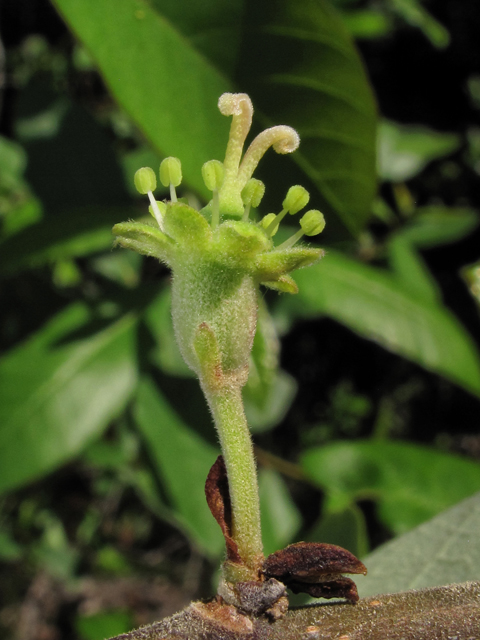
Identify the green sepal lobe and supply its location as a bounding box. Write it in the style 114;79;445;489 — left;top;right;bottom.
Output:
213;221;272;269
255;246;324;282
163;202;212;248
261;275;299;294
112;221;174;264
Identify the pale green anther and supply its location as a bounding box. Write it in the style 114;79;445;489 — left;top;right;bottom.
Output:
283;185;310;214
148;200;167;219
134;167;157;195
202;159;224;191
241;179;265;208
300;209;325;236
160;157;182;188
277;208;326;250
260;213;279;236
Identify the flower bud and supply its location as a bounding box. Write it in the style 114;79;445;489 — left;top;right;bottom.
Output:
202;160;224;191
242;179;265;208
160;157;182;187
300;210;325;236
283;185;309;215
134;167;157;194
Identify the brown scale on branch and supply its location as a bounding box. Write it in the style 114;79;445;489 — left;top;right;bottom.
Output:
263;541;367;603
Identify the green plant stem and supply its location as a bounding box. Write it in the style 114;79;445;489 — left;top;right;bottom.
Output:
204;382;263;576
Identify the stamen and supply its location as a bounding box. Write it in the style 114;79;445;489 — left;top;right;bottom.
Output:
265;185;309;236
147;193;166;231
260;213;279;236
202;159;225;229
134;167;165;231
276;210;325;250
241;178;265;222
237;126;300;189
160;157;182;204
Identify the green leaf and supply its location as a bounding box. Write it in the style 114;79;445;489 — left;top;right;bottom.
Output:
301;440;480;535
148;0;244;76
396;206;479;248
51;0;231;200
387;235;440;303
378;120;460;182
238;0;377;234
388;0;450;49
0;135;27;190
0;305;138;494
339;9;393;40
259;468;301;556
76;610;134;640
281;250;480;396
0;206;136;275
306;504;369;560
133;376;224;557
359;491;480;597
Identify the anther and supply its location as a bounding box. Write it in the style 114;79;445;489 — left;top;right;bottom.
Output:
134;167;165;230
160;157;182;202
277;210;325;250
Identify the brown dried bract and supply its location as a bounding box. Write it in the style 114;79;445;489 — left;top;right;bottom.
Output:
263;542;367;603
205;455;242;563
288;577;360;602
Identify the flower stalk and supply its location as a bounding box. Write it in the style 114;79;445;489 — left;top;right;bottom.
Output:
112;92;326;594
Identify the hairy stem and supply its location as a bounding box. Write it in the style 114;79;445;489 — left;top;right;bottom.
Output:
203;382;263;575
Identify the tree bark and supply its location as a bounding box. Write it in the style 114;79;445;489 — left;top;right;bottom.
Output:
109;580;480;640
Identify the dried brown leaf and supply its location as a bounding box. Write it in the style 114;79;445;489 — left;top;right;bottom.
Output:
205;455;242;563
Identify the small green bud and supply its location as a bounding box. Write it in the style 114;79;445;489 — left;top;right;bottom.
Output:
160;157;182;187
260;213;279;236
300;210;325;236
134;167;157;194
283;185;310;215
202;160;224;191
148;200;167;219
241;179;265;208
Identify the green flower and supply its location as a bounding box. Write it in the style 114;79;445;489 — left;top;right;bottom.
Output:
113;92;325;383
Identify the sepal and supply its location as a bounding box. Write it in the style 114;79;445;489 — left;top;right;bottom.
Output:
254;246;325;282
213;221;272;268
112;221;174;264
163;202;212;248
261;275;298;294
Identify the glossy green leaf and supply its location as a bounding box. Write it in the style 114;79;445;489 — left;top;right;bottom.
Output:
259;468;301;556
148;0;244;76
281;250;480;396
238;0;377;234
133;376;223;557
301;440;480;535
378;120;460;182
359;491;480;597
51;0;231;200
0;305;138;494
